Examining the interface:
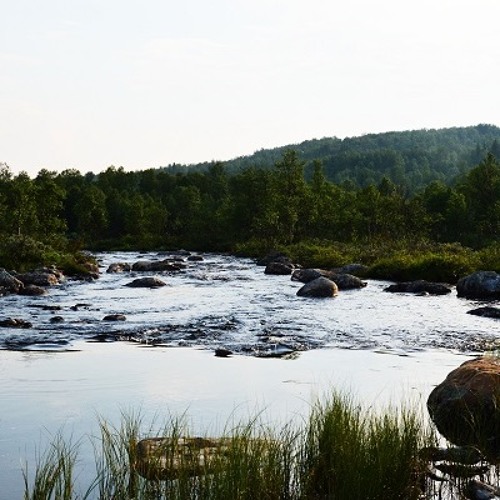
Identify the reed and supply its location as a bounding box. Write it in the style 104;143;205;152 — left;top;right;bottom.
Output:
22;393;438;499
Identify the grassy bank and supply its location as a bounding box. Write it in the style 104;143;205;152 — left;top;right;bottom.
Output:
237;239;500;283
23;393;439;500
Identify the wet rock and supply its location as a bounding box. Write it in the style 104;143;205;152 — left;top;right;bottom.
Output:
457;271;500;300
125;277;167;288
420;445;484;465
70;303;91;310
103;314;127;321
133;437;230;480
187;255;204;262
292;268;323;283
0;318;32;328
297;277;338;298
463;479;500;499
214;348;232;357
265;261;295;275
427;357;500;460
50;316;65;323
468;307;500;319
18;284;47;296
328;273;367;290
15;271;60;286
292;269;367;289
106;262;132;273
384;280;451;295
0;269;24;294
132;260;185;272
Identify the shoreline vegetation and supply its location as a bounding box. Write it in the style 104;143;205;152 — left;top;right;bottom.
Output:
23;393;444;500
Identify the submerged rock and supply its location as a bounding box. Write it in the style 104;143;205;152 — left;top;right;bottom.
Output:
468;307;500;319
427;357;500;460
125;277;167;288
0;318;32;328
103;314;127;321
457;271;500;299
384;280;451;295
297;277;338;298
18;284;47;296
132;260;185;272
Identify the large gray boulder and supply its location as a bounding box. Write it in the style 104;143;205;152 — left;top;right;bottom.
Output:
457;271;500;299
16;270;60;287
106;262;132;273
125;277;167;288
427;357;500;460
297;277;338;298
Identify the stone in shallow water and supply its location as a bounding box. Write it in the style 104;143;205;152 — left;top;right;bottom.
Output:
125;277;166;288
297;277;338;298
427;356;500;460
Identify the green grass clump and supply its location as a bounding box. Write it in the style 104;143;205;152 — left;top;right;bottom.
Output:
22;393;437;500
299;393;432;499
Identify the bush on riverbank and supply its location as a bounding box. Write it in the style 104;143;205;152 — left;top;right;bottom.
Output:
23;393;436;500
238;239;498;283
0;235;97;276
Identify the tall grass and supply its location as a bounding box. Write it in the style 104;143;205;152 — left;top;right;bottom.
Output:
23;393;438;500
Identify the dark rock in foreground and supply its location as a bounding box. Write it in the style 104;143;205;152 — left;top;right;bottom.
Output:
0;318;32;328
384;280;451;295
468;306;500;319
125;277;167;288
297;277;338;298
457;271;500;299
427;357;500;460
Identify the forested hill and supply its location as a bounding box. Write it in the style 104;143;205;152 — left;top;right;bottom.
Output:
163;124;500;192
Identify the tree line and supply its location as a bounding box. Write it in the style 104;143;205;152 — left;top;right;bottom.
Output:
0;149;498;256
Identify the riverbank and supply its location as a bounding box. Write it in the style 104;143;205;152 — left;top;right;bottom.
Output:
1;341;472;498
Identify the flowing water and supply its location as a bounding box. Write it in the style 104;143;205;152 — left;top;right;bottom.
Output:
0;252;498;498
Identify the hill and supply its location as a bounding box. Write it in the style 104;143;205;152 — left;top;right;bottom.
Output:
163;124;500;192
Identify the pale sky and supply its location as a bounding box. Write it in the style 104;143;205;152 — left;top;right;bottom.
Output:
2;0;499;175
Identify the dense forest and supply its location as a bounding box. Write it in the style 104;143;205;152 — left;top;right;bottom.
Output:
166;124;500;193
0;125;499;279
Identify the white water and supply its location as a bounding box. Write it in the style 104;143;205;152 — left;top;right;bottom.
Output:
0;252;498;498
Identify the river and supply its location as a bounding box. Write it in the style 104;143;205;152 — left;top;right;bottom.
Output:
0;251;498;498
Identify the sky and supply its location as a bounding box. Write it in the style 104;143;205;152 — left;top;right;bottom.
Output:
1;0;500;175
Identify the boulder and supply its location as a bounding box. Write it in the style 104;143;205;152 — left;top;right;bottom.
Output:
18;284;47;296
457;271;500;300
106;262;132;273
384;280;451;295
103;314;127;321
125;277;167;288
132;260;185;272
297;277;338;298
16;271;60;286
328;273;367;290
292;269;367;289
50;316;64;323
265;261;295;275
0;269;24;294
427;357;500;459
0;318;32;328
467;307;500;319
187;255;204;262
